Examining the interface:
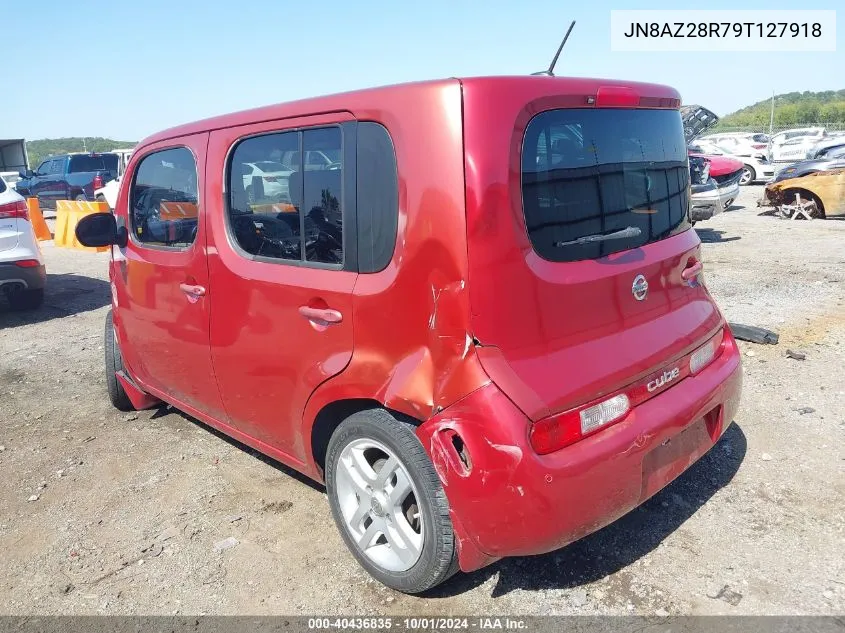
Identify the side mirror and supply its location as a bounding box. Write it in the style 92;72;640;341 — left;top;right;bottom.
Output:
75;212;128;248
20;169;34;179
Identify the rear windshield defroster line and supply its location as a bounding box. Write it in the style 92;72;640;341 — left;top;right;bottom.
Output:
521;108;691;262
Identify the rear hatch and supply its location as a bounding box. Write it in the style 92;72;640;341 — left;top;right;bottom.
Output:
680;104;719;142
462;82;723;425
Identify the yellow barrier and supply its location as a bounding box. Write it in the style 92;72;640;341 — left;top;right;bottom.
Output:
159;201;198;220
54;200;111;252
25;198;53;241
250;202;297;214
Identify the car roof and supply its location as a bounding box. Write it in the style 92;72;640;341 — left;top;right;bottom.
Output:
139;75;681;147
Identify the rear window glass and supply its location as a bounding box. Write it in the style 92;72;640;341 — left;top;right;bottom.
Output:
522;108;691;262
0;176;6;193
69;154;118;173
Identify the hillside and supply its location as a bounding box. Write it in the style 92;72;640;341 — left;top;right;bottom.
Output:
27;138;136;169
716;90;845;129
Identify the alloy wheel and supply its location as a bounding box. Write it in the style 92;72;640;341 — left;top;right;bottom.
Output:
334;438;423;572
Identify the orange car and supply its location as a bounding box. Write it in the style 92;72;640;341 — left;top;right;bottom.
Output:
763;169;845;218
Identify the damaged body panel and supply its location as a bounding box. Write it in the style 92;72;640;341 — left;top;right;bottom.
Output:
763;169;845;218
417;340;742;572
299;80;491;479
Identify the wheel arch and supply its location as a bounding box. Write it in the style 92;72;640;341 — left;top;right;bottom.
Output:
781;187;826;216
742;163;756;180
308;397;424;480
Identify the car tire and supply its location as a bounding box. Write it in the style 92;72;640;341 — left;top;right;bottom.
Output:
95;194;107;204
74;193;87;202
806;193;825;218
104;309;134;411
740;165;756;186
780;189;825;219
325;409;459;594
8;288;44;311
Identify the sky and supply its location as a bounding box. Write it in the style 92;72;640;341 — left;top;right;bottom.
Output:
4;0;841;142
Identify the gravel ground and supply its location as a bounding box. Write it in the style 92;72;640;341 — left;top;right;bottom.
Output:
0;185;843;615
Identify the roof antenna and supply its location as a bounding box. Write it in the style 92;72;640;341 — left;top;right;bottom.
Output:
532;21;576;77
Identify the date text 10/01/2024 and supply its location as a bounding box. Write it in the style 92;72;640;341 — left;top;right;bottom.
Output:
308;618;528;630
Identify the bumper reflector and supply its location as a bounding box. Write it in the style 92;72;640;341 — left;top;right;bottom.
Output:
14;259;40;268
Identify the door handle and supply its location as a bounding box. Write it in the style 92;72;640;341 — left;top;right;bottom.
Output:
179;283;206;301
298;305;343;326
681;261;703;282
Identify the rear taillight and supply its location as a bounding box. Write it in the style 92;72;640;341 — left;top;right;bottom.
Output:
0;200;28;220
690;340;716;374
92;174;104;190
15;259;40;268
579;394;631;433
530;394;632;455
529;329;726;455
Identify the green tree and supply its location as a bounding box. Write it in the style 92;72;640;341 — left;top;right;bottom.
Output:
795;102;820;123
26;137;136;168
713;89;845;130
775;104;798;126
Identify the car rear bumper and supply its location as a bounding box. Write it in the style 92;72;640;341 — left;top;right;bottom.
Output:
690;183;720;222
0;261;46;290
417;331;743;572
716;181;740;209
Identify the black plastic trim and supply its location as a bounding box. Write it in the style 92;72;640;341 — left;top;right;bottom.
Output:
355;122;398;274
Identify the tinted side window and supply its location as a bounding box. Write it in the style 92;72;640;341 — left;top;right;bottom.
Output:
36;161;50;175
226;126;343;265
356;122;398;273
303;128;342;264
228;131;302;261
130;148;199;248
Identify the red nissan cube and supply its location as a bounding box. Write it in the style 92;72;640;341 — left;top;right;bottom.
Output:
76;76;742;593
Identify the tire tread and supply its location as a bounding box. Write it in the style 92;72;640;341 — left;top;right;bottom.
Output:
104;309;134;411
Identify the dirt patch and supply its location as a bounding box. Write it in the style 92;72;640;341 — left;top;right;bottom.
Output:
260;501;293;514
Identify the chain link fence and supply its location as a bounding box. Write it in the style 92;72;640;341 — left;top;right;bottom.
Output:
710;123;845;136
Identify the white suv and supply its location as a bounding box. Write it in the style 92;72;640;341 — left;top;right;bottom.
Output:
0;176;45;310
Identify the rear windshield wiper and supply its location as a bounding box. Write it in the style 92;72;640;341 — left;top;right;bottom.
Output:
555;226;642;247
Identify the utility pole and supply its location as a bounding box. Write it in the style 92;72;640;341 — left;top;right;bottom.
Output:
82;138;87;152
769;91;775;136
